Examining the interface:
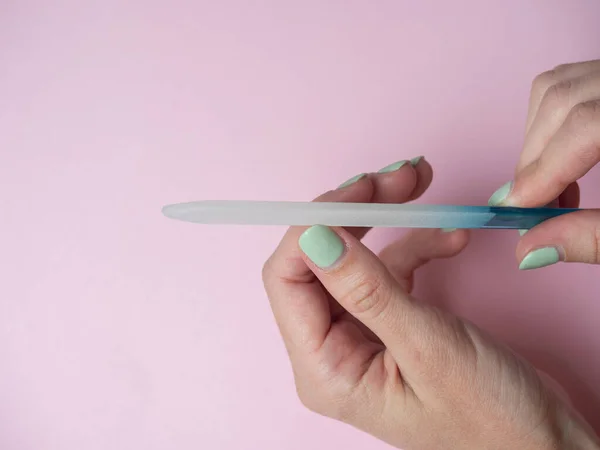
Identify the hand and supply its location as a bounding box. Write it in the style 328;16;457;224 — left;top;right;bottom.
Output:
488;60;600;269
262;160;598;450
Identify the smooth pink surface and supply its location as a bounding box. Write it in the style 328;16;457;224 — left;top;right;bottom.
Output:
2;1;600;449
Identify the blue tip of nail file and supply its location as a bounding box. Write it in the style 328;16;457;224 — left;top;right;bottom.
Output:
161;201;583;229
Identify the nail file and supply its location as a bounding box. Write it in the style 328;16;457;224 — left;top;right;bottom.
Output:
162;201;581;229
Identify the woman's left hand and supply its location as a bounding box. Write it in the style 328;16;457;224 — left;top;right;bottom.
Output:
262;159;597;450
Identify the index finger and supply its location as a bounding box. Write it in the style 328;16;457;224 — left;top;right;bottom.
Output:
263;161;423;354
524;60;600;140
504;100;600;208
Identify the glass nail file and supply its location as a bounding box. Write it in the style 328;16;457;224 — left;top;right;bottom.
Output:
161;201;581;229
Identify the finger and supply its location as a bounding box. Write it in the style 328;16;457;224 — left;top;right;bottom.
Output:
537;369;572;407
349;159;418;240
339;158;430;204
515;210;600;268
558;181;580;209
335;157;431;240
524;60;600;138
379;228;470;291
264;160;423;354
297;225;429;365
263;186;374;355
490;100;600;207
318;162;423;325
328;160;428;332
407;156;433;201
519;71;600;172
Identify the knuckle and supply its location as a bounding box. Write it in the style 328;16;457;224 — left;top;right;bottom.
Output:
313;389;354;421
261;256;273;284
328;397;356;422
569;100;600;132
294;370;326;414
540;79;573;111
532;70;557;93
296;385;322;413
295;379;353;420
340;273;391;319
552;63;572;73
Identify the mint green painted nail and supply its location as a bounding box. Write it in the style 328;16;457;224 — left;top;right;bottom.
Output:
338;173;366;189
519;247;560;270
378;160;409;174
299;225;345;268
442;228;457;233
488;181;513;206
410;156;423;167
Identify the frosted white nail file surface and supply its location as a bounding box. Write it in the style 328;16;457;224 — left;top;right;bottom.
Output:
162;200;580;229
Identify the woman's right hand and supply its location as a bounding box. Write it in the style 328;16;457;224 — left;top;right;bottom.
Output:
488;60;600;270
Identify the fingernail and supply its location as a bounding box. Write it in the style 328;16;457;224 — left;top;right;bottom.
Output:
410;156;424;167
338;173;366;189
488;181;513;206
519;247;560;270
299;225;345;268
519;229;528;236
378;160;409;174
442;228;457;233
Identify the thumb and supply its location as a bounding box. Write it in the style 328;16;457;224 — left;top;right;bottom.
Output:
516;210;600;269
297;225;445;378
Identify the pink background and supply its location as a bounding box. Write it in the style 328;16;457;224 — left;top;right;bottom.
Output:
2;1;600;449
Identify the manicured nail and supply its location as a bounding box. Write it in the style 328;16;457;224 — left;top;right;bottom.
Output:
488;181;513;206
519;247;560;270
299;225;345;268
338;173;366;189
442;228;457;233
410;156;423;167
378;160;409;174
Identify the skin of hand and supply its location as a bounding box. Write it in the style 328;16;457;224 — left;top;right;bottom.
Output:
262;159;599;450
488;59;600;270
